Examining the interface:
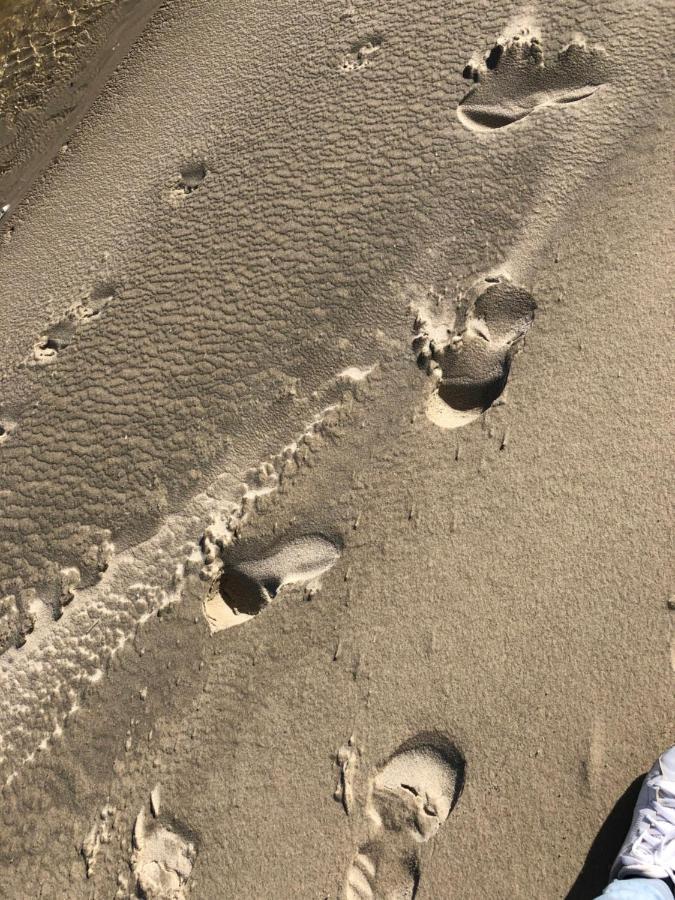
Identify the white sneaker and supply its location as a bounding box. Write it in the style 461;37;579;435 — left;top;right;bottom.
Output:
610;746;675;884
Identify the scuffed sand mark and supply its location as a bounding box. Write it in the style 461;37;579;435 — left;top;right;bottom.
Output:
197;392;362;634
0;365;375;785
203;533;340;632
81;803;116;878
334;734;361;815
340;36;383;72
27;285;114;367
458;26;607;132
132;793;196;900
338;364;377;383
0;416;17;444
580;716;606;789
0;594;32;654
167;160;208;206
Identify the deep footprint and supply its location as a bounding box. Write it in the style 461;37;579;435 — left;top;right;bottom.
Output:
458;29;607;132
177;161;207;194
414;275;535;429
203;533;340;632
340;733;466;900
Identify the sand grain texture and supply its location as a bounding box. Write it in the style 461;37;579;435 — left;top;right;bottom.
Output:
0;0;673;897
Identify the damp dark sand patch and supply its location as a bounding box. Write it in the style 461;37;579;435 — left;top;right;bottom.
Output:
0;0;164;212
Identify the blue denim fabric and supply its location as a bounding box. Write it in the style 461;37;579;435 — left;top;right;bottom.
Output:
597;878;673;899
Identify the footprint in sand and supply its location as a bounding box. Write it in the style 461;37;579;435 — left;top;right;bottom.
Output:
341;36;384;72
0;417;17;444
132;789;197;900
168;161;208;205
203;533;340;632
414;274;536;429
458;28;607;132
177;161;207;194
337;733;466;900
29;284;114;365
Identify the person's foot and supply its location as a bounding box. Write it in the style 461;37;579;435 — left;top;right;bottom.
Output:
610;746;675;883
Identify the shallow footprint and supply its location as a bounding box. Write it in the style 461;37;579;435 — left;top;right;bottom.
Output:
340;733;466;900
458;29;607;132
203;533;340;632
415;275;535;429
28;285;113;365
132;791;196;900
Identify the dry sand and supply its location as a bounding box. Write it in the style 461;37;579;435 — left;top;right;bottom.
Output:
0;0;673;897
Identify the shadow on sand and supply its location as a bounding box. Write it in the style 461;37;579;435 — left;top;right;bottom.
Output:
566;774;646;900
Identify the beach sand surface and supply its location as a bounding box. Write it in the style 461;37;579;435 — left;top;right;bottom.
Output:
0;1;672;897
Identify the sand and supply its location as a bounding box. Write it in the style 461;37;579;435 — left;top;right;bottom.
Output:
0;0;673;897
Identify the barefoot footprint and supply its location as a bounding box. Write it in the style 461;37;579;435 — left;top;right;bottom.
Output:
458;29;607;132
338;733;466;899
414;275;536;429
203;533;340;632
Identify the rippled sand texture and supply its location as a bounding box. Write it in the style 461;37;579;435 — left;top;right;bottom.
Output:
0;0;161;206
0;0;673;897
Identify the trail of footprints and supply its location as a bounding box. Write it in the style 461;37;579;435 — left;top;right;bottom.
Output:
25;158;209;371
201;537;466;899
414;26;607;427
200;530;468;897
458;28;607;131
203;26;591;891
5;280;102;455
337;734;466;900
8;21;607;895
329;25;593;897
